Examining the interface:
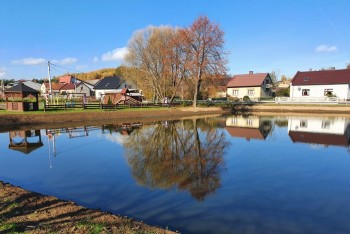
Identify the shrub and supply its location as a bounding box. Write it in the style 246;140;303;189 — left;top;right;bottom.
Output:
243;95;250;102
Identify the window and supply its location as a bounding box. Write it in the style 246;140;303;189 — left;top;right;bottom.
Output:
302;89;310;96
300;120;308;128
246;118;253;126
248;89;255;96
232;89;239;96
304;77;309;81
321;121;330;129
231;117;238;125
324;89;333;96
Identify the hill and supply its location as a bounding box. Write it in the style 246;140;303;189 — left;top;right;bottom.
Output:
64;67;124;81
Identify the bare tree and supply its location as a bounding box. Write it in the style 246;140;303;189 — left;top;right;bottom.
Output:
179;16;228;107
125;26;189;102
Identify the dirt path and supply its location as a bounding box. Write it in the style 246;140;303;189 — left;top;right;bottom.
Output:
0;181;176;234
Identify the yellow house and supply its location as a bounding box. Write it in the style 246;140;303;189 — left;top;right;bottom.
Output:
226;72;274;100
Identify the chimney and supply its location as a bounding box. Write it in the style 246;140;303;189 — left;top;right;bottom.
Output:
249;71;253;74
329;67;336;70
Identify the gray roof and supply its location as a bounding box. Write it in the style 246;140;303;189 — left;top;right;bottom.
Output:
94;76;122;90
23;81;42;91
5;83;39;93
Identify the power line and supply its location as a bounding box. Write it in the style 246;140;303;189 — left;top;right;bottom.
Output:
50;63;82;73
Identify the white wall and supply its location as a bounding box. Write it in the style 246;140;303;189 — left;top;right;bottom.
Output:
95;89;119;99
288;116;349;135
290;84;349;99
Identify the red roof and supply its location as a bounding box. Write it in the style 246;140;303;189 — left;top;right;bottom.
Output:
60;83;75;91
225;127;267;140
59;75;75;84
227;73;269;88
44;83;66;91
291;69;350;86
289;131;350;147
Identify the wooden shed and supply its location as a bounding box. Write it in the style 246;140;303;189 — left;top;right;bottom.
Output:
4;83;40;111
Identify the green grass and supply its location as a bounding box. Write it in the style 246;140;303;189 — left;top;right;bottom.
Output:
77;218;106;234
0;222;21;233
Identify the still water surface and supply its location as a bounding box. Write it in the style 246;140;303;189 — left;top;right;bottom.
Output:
1;115;350;234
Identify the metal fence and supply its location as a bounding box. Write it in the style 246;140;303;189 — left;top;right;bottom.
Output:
274;97;344;104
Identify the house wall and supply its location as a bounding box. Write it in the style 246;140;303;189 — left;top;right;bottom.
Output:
95;89;119;99
75;84;91;97
290;84;349;99
288;117;349;135
226;116;260;128
227;86;263;99
227;76;273;99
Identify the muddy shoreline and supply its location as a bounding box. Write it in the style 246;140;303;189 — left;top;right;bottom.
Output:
1;105;350;131
0;107;226;131
0;181;175;234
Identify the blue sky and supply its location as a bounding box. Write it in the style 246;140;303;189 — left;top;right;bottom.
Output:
0;0;349;80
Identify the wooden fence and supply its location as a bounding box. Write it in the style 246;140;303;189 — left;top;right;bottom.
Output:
43;102;173;111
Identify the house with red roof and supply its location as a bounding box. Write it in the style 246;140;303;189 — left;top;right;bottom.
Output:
290;69;350;100
226;71;274;100
225;115;272;141
288;116;350;148
59;75;77;84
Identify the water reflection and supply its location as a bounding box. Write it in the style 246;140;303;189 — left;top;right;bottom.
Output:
8;130;43;154
123;119;229;201
225;115;272;141
288;117;350;148
2;115;350;233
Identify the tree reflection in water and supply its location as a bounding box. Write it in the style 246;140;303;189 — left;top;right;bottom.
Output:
123;118;229;201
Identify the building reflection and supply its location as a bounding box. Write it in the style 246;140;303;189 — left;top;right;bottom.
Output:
102;122;142;135
225;115;272;141
8;130;43;154
288;117;350;147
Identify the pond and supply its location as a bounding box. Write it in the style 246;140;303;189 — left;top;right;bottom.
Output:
1;115;350;234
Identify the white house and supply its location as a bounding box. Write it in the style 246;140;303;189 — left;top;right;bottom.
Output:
288;116;350;147
94;76;123;99
226;72;274;100
290;69;350;100
225;115;272;141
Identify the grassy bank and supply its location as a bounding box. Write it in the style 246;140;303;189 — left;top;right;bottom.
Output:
0;181;175;234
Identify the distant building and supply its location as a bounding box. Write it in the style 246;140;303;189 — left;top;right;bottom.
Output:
290;69;350;100
226;71;274;100
59;75;77;84
276;80;291;88
94;76;122;99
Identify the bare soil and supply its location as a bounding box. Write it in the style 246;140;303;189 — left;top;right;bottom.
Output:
0;181;176;234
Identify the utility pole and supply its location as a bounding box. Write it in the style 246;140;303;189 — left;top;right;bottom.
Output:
47;61;52;103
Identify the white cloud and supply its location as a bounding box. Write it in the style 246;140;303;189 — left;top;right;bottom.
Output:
51;57;78;65
101;47;129;61
12;57;46;65
315;44;338;52
93;57;99;63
